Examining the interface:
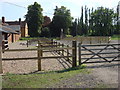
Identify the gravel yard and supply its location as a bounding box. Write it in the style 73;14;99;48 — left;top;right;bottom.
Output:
2;41;71;74
2;40;120;88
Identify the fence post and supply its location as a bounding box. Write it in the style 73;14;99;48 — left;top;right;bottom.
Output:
67;45;69;61
38;40;42;71
90;37;92;44
72;41;77;67
27;40;29;47
58;43;61;54
62;44;64;56
78;43;81;66
0;31;3;74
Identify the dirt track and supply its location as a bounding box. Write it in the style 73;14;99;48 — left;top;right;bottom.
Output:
2;41;71;74
2;40;120;88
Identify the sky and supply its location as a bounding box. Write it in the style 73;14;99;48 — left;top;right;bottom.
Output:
0;0;119;21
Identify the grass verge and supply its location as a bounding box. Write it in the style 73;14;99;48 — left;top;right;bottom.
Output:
2;65;89;88
111;35;120;40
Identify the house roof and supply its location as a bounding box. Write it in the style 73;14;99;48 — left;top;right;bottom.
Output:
0;25;17;34
5;21;20;25
5;21;27;28
6;25;20;32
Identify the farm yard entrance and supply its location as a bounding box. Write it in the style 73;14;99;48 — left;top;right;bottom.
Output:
0;37;120;74
78;43;120;65
1;38;77;74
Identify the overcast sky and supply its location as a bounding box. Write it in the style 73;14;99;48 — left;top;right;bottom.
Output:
0;0;119;21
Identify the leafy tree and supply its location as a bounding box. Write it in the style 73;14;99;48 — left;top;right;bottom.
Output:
70;19;77;36
84;5;88;35
41;27;51;37
51;6;73;37
25;2;44;37
90;7;115;36
80;6;84;35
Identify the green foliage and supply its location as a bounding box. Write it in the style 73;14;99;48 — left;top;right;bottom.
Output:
70;19;77;36
90;7;116;36
50;6;73;37
41;27;51;37
25;2;44;37
111;34;120;40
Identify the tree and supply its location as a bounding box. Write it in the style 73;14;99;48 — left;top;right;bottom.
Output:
84;5;88;35
51;6;73;37
25;2;44;37
90;7;115;36
80;6;84;35
41;27;51;37
70;19;77;36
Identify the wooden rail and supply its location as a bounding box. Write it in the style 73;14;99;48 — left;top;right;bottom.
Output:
0;32;2;74
2;40;77;72
78;43;120;65
62;36;111;44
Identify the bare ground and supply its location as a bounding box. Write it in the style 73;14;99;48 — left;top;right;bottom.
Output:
2;40;120;88
2;41;71;74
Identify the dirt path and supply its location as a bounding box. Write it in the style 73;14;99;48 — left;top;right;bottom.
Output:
2;41;71;74
51;39;119;88
2;40;120;88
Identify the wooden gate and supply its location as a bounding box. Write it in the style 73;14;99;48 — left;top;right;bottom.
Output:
78;43;120;65
1;40;77;73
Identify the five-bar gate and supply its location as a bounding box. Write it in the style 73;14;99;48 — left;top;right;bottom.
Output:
78;43;120;65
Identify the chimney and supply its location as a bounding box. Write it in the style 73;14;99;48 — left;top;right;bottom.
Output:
19;18;21;24
2;17;5;23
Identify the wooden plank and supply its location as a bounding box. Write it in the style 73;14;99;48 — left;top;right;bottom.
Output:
72;41;77;67
81;52;120;55
2;56;73;61
81;60;120;64
81;48;120;51
62;44;64;56
81;56;119;60
81;43;120;47
0;31;3;73
4;48;37;52
67;45;69;61
38;41;41;71
4;47;74;52
2;57;38;61
78;43;81;66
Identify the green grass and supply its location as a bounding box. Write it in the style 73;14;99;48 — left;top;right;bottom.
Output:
111;35;120;40
19;37;40;41
2;65;89;88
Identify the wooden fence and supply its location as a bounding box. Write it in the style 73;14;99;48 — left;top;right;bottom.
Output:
1;40;77;72
78;43;120;65
0;32;2;74
62;36;111;44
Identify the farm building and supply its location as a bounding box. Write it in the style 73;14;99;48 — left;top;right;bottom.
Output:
1;17;28;43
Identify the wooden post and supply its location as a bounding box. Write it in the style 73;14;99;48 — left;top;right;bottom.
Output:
0;31;3;74
58;43;61;54
38;40;42;71
78;43;81;66
90;37;92;44
72;41;77;67
27;40;29;47
62;44;64;56
67;45;69;61
2;41;5;53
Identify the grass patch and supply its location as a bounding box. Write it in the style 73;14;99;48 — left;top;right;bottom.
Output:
111;35;120;40
2;65;89;88
19;37;40;41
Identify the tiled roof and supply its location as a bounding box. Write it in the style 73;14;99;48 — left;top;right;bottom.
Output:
5;21;20;25
0;25;17;34
6;25;20;32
